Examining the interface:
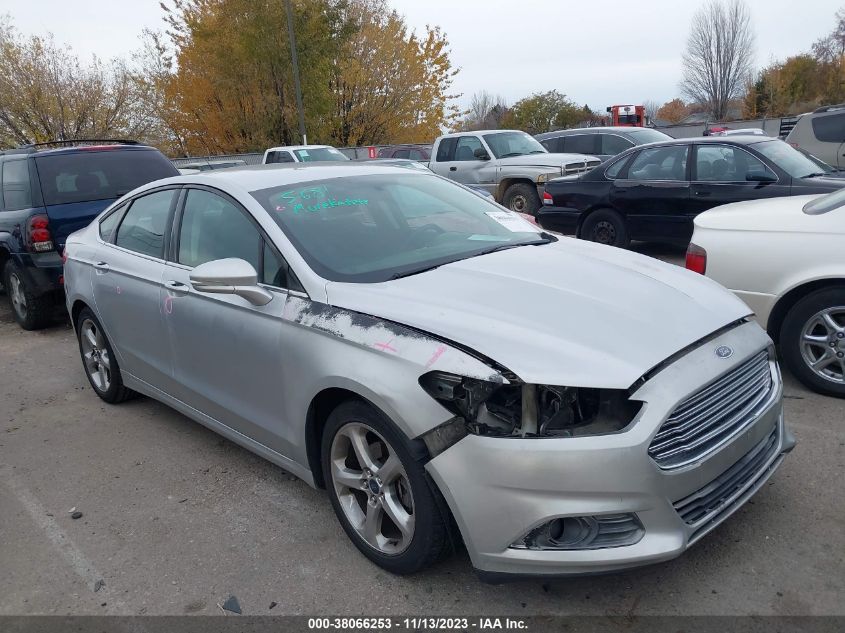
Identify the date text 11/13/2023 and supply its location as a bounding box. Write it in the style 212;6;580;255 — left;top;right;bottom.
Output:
307;617;528;630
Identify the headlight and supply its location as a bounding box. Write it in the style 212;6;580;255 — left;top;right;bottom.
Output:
419;372;642;441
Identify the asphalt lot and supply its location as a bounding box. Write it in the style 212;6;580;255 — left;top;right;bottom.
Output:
0;243;843;617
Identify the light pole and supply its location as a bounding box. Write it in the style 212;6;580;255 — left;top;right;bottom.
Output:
284;0;307;145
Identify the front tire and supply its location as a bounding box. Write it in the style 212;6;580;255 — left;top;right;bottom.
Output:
321;400;452;574
75;307;136;404
3;261;53;330
780;288;845;398
580;208;630;248
502;183;541;215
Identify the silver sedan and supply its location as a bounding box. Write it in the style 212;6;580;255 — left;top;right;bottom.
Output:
63;163;794;578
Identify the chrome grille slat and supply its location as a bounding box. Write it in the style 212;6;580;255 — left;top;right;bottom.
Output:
649;350;775;469
649;372;771;452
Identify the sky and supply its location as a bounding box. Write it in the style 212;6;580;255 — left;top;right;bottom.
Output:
2;0;842;111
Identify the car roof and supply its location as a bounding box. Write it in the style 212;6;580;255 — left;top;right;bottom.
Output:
264;145;334;152
158;161;431;191
536;127;652;139
0;144;158;158
439;129;525;138
629;135;778;150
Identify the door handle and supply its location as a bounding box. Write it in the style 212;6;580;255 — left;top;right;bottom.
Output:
449;166;457;171
694;190;711;197
93;261;109;273
164;280;189;295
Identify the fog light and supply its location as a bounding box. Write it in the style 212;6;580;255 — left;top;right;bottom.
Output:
511;513;644;550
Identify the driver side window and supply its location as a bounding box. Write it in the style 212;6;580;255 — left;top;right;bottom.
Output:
454;136;484;161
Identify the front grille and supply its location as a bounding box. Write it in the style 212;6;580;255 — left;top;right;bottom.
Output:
649;350;774;469
673;424;780;542
563;159;601;175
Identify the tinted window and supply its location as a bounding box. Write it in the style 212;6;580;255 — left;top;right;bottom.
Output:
408;149;425;160
600;134;633;156
454;136;484;161
99;206;124;241
563;134;599;154
292;147;348;162
393;149;410;159
624;129;673;145
436;137;457;162
627;146;688;181
266;151;294;164
605;155;628;179
695;145;775;181
178;189;261;273
262;240;289;287
2;159;32;210
35;149;176;206
811;113;845;143
539;138;560;152
114;190;175;258
251;173;544;283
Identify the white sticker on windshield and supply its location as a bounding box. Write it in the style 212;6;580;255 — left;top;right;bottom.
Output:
484;211;540;233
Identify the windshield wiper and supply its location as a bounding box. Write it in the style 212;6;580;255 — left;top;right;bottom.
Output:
802;172;826;178
389;235;556;281
528;150;546;154
499;152;524;158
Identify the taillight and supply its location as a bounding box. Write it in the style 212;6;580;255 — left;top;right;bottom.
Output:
542;191;553;205
686;243;707;275
26;215;54;253
61;247;68;264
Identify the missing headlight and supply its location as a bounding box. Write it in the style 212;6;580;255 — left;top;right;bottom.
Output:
420;371;642;439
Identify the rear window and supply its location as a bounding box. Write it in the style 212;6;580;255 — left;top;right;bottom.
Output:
811;112;845;143
35;149;177;206
2;159;33;211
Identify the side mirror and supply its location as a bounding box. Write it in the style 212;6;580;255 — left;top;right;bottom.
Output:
473;147;491;161
746;172;777;183
189;258;273;306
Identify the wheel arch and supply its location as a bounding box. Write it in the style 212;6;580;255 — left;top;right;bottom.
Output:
576;205;626;238
70;299;92;332
767;278;845;343
496;177;536;203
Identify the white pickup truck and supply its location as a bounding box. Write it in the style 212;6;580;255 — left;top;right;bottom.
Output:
428;129;601;213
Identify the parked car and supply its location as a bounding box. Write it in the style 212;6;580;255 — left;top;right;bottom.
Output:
785;104;845;168
178;159;247;171
796;147;845;178
262;145;349;164
64;162;793;578
535;127;673;162
428;130;600;214
0;140;178;330
377;145;432;161
538;136;845;247
687;190;845;398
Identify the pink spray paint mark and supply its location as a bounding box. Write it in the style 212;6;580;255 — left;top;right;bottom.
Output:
373;339;398;353
164;295;173;315
425;345;447;368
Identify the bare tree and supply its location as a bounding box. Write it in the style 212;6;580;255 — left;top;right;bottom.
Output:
642;99;661;123
461;90;508;130
680;0;755;121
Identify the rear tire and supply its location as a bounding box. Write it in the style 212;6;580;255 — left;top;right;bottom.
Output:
780;288;845;398
580;208;629;248
502;183;541;215
3;260;53;330
321;400;453;574
75;307;137;404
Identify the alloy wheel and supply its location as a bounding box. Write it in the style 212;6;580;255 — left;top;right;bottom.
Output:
80;319;112;392
800;307;845;384
8;273;27;319
330;422;415;555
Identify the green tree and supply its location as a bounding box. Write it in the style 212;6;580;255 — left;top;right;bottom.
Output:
502;90;584;134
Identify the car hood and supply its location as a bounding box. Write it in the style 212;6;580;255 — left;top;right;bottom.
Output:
791;175;845;191
325;240;751;388
497;153;598;168
694;194;845;234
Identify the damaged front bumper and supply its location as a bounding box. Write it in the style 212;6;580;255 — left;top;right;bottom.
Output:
424;321;795;580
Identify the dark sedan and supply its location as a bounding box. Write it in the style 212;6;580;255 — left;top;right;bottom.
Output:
537;136;845;247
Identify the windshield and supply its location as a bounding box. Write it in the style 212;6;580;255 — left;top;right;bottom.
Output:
35;149;177;206
625;129;673;144
251;173;545;283
482;132;547;158
803;188;845;215
293;147;349;162
751;139;823;179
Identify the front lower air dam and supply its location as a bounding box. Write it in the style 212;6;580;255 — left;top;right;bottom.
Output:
511;514;644;551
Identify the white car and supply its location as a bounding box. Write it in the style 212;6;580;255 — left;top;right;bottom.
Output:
687;191;845;397
262;145;348;164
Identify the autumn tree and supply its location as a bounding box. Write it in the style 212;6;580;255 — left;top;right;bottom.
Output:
0;19;152;148
681;0;755;120
329;0;461;145
655;98;690;124
501;90;584;134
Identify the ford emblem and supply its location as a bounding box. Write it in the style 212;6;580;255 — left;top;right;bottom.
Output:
715;345;733;359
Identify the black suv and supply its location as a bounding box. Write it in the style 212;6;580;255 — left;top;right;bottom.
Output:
0;140;178;329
